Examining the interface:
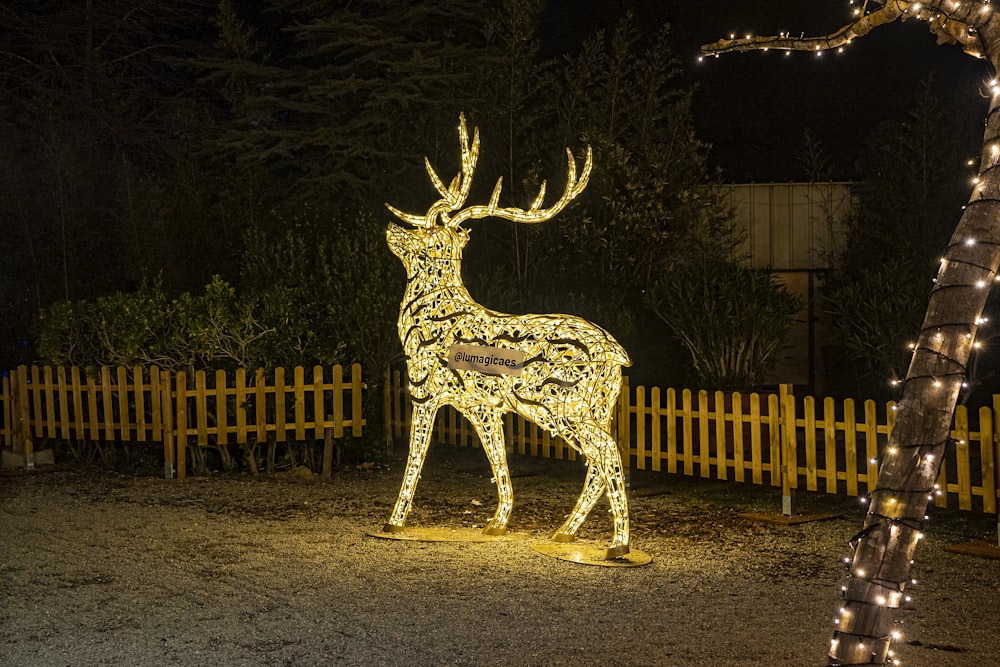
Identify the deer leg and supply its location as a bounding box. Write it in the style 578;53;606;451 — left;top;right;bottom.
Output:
596;438;631;559
383;402;438;533
553;462;604;543
464;406;513;535
554;423;630;559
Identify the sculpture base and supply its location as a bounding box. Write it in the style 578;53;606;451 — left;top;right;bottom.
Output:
367;526;528;543
530;542;652;567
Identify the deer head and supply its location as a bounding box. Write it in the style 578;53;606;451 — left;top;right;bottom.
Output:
385;113;592;274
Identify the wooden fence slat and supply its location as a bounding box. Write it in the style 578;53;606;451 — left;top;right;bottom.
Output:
954;406;972;511
30;365;43;438
651;387;662;473
862;400;879;494
150;367;162;441
216;369;228;443
351;363;364;437
332;365;344;439
71;366;85;439
314;366;325;441
294;366;306;442
43;366;56;438
176;371;188;480
447;404;457;447
714;390;727;481
767;393;782;487
134;366;148;442
635;386;647;471
666;388;678;474
681;389;693;476
86;373;99;441
516;413;527;455
160;370;175;479
461;406;471;449
732;393;745;483
986;401;999;514
14;366;29;453
235;368;247;445
117;366;130;442
100;366;114;441
195;370;209;447
57;367;71;440
233;368;247;445
255;369;267;443
749;393;763;485
823;397;838;494
529;413;539;457
697;390;710;478
274;367;286;442
844;399;859;497
804;395;817;491
780;385;797;498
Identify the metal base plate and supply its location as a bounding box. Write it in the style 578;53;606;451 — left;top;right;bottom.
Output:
366;526;529;543
530;542;652;567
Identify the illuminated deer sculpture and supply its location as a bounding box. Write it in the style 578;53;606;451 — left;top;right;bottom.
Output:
383;115;633;559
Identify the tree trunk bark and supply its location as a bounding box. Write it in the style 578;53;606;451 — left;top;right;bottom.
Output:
830;89;1000;666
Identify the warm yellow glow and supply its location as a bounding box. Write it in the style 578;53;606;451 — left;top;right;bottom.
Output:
383;114;633;559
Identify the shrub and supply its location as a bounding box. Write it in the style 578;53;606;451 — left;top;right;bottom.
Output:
646;261;802;391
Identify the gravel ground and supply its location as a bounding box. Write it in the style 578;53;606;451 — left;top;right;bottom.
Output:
2;447;999;667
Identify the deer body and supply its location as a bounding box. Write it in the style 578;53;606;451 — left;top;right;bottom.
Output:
383;116;633;558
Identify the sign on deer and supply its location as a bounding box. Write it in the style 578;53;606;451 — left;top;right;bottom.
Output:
383;114;633;559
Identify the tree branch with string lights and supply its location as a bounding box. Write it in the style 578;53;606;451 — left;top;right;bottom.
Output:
703;1;1000;666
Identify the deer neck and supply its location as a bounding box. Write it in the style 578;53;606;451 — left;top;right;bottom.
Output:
400;255;477;319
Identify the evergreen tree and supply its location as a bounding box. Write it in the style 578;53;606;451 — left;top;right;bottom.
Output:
824;78;981;394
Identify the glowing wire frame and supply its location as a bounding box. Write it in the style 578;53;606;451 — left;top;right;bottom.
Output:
382;114;634;559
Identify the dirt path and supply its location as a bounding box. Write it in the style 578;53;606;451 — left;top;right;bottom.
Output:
2;449;998;666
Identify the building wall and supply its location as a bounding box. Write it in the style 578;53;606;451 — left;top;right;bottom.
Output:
716;182;854;393
721;181;853;271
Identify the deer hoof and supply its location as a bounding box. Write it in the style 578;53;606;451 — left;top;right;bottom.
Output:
382;523;406;534
483;526;507;536
604;544;630;559
551;532;576;543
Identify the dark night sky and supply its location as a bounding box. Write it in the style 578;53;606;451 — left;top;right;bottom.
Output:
541;0;994;181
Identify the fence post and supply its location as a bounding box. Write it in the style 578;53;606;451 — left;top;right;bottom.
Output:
175;371;187;480
14;365;33;469
160;369;177;480
779;383;798;516
995;395;1000;546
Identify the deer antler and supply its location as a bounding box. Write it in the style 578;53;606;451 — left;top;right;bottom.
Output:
386;113;592;229
448;145;592;228
386;113;480;228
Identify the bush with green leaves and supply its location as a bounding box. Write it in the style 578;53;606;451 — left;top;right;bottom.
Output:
646;261;802;391
36;276;273;373
822;258;929;388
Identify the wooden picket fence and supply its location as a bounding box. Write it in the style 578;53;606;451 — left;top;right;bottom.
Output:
384;370;1000;517
0;364;365;479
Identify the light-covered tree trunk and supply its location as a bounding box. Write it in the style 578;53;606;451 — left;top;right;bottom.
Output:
702;2;1000;664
